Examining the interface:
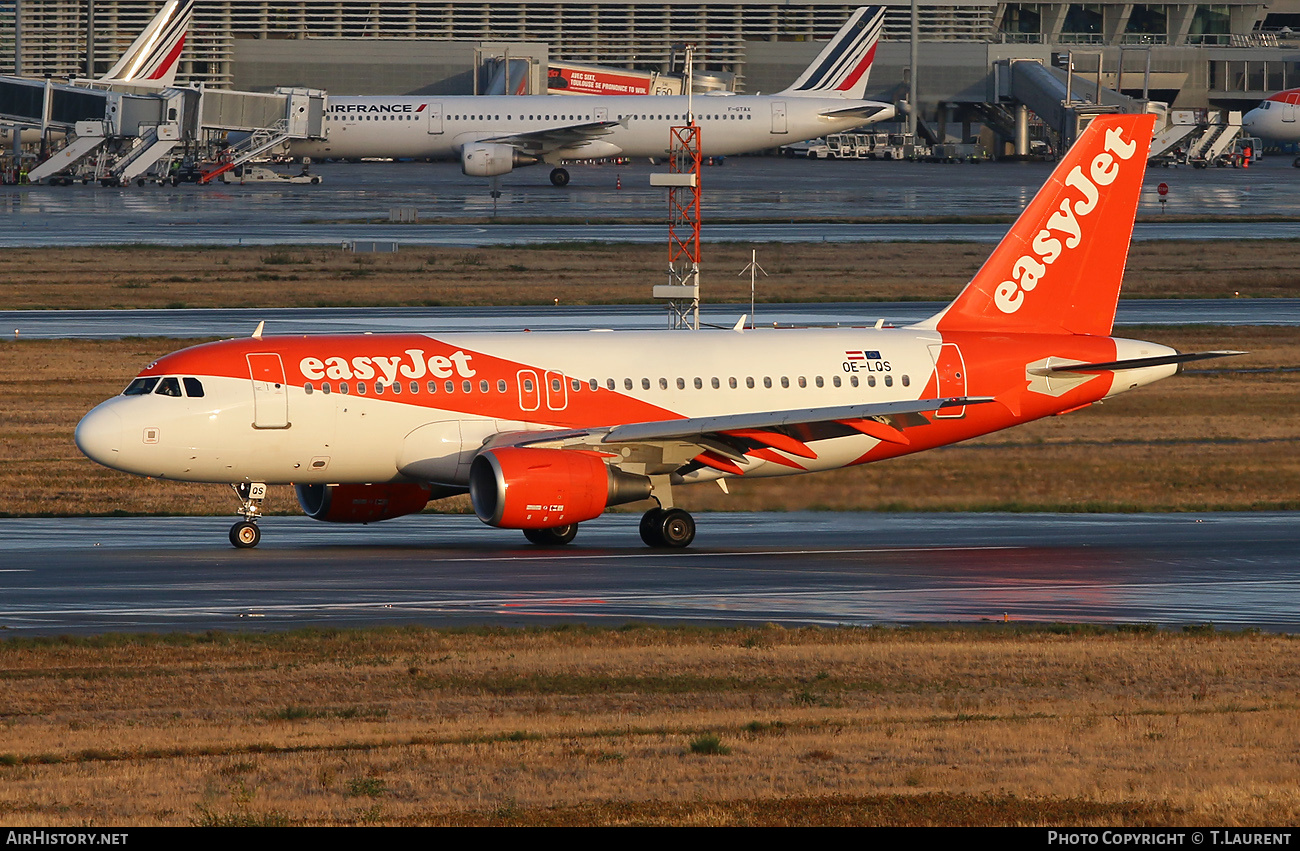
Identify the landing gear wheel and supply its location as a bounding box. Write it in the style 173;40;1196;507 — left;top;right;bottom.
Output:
639;508;666;547
549;167;571;187
523;524;578;546
658;509;696;549
229;520;261;549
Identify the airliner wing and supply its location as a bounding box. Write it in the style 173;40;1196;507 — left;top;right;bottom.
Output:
486;396;995;464
482;119;623;156
600;396;991;444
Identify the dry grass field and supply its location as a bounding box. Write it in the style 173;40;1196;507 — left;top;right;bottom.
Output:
0;625;1295;826
2;239;1299;311
2;327;1297;517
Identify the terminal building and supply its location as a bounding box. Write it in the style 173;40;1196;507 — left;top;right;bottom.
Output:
1;1;1298;135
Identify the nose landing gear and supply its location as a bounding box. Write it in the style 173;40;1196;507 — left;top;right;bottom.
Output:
229;482;267;548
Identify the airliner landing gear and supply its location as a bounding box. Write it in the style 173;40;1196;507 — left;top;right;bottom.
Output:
230;520;261;548
524;524;578;546
639;507;696;549
229;482;267;549
549;167;571;187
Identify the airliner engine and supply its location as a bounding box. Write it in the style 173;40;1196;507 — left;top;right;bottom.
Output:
468;447;652;529
461;143;537;176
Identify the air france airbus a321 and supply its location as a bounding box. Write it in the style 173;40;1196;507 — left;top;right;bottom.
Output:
288;6;893;186
77;113;1238;550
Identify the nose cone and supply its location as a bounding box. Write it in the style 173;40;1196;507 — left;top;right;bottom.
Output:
1242;108;1261;131
76;405;123;468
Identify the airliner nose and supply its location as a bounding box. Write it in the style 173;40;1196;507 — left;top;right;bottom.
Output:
1243;108;1261;130
75;405;123;467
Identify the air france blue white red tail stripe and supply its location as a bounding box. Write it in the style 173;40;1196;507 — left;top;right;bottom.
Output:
782;6;885;100
100;0;194;88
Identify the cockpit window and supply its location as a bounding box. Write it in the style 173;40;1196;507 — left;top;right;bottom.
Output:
155;377;183;397
123;377;159;396
183;377;205;397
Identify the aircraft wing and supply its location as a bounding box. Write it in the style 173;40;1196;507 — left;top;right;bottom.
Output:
599;396;989;444
484;395;994;472
480;119;624;156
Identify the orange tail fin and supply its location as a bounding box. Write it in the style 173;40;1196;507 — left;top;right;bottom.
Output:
929;113;1156;337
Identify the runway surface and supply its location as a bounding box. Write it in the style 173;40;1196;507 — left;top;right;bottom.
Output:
2;156;1298;246
2;512;1297;635
6;298;1297;339
4;220;1299;248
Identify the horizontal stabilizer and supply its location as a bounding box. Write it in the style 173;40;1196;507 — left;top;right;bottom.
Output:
819;103;895;121
1032;350;1246;375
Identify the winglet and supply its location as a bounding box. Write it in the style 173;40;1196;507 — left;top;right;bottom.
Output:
252;321;265;340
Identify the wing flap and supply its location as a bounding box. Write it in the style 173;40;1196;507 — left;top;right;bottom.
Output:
601;396;991;444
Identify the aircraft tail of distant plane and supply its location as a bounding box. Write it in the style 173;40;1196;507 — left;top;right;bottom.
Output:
924;113;1158;338
780;6;886;101
99;0;194;88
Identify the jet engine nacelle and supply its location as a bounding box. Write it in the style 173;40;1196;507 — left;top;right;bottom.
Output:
468;447;652;529
296;482;432;523
461;143;537;177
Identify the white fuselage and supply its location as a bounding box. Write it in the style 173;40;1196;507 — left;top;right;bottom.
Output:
289;93;887;162
75;327;1176;489
1243;90;1300;142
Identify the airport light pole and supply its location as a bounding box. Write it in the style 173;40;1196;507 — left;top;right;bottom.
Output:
650;46;701;330
908;0;918;138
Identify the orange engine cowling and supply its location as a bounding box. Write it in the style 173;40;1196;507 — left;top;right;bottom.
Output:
296;482;433;524
469;447;651;529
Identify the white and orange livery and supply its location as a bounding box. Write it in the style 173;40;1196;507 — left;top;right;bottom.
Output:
76;113;1234;549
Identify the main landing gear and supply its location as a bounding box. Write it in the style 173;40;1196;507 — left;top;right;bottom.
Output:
639;507;696;549
549;167;571;187
519;508;697;549
229;482;267;549
523;524;578;546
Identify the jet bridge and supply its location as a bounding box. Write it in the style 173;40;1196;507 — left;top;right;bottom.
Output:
22;83;325;185
1003;59;1154;152
195;88;325;183
0;76;117;132
25;85;195;184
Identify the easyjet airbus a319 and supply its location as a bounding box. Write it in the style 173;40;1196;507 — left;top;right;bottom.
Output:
77;113;1235;549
